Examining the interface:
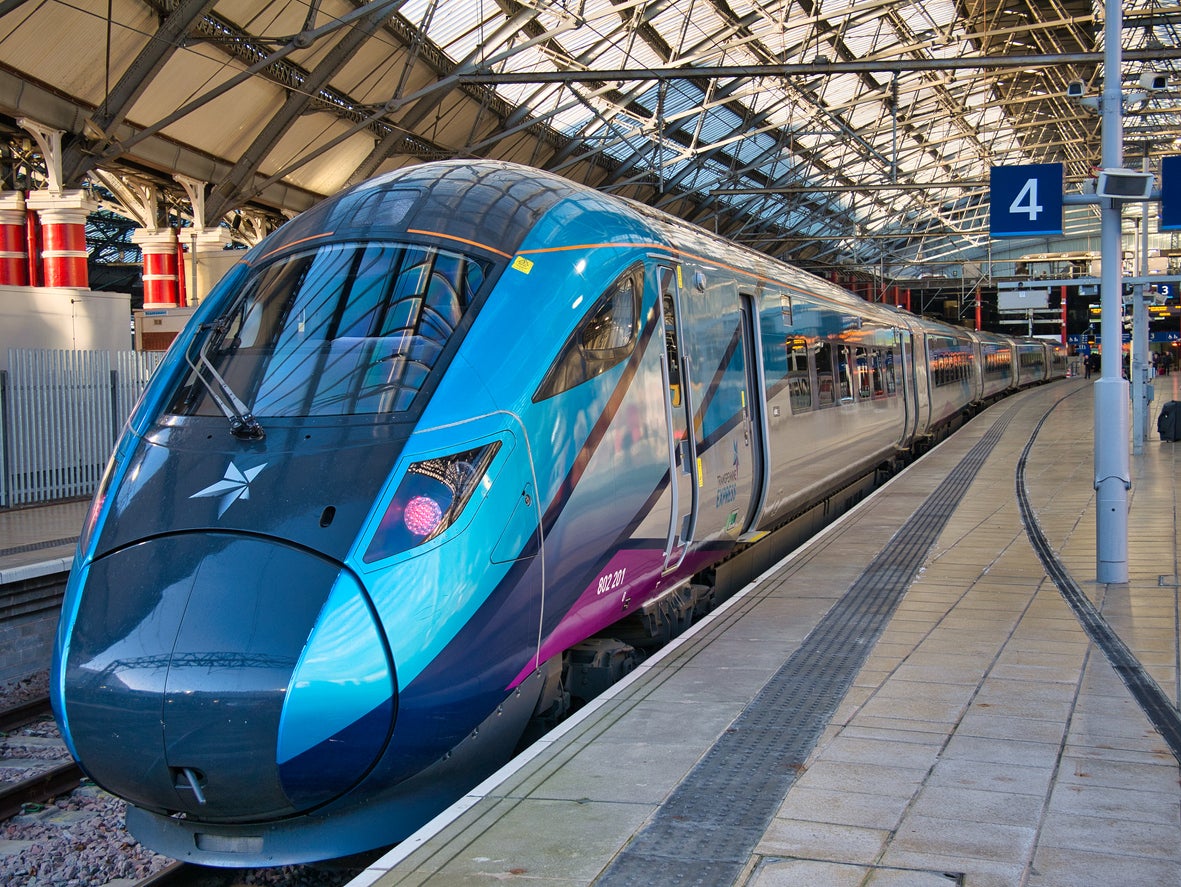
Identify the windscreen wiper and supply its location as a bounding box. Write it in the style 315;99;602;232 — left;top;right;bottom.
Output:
184;321;265;440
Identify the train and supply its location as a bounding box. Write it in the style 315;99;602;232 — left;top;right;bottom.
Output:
51;160;1066;866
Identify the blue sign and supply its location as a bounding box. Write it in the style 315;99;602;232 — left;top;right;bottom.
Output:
990;164;1064;237
1161;156;1181;231
1070;332;1179;345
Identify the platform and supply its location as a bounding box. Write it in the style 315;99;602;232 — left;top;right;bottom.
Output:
0;498;87;583
350;375;1181;887
0;498;86;682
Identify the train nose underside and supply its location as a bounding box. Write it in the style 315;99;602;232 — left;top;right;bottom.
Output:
59;533;395;822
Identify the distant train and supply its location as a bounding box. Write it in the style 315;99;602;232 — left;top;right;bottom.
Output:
51;160;1065;866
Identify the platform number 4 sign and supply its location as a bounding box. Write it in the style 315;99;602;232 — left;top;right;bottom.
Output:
1009;178;1042;220
989;164;1063;238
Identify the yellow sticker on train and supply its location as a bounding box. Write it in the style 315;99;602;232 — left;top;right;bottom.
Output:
512;256;534;274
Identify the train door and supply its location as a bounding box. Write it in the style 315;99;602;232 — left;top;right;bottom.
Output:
910;329;932;435
657;265;698;573
894;327;920;446
738;294;768;537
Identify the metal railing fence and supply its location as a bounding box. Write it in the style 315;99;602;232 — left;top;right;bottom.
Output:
0;349;165;508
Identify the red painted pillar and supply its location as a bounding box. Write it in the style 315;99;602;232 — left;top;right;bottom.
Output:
25;202;39;287
26;191;95;288
134;229;180;307
176;240;187;307
0;192;27;285
1061;285;1068;344
40;208;88;286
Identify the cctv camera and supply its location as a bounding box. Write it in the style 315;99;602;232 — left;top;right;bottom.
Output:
1140;71;1167;91
1067;80;1087;99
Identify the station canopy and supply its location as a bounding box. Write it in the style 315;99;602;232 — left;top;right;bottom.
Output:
1;0;1180;278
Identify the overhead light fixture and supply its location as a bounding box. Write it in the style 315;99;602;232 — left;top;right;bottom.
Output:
1140;70;1167;91
1095;168;1154;201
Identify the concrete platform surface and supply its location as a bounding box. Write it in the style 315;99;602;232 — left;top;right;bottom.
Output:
350;375;1181;887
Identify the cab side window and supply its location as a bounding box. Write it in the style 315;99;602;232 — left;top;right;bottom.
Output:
534;264;641;401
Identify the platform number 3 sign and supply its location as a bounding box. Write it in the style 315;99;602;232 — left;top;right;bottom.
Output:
989;164;1063;238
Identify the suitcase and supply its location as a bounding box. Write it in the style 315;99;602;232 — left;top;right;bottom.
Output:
1158;401;1181;441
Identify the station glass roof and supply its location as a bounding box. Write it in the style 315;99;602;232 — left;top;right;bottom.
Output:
0;0;1179;279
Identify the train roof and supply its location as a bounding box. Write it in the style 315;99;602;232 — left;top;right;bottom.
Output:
248;161;600;265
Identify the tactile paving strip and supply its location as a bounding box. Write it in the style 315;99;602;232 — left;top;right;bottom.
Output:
0;538;76;558
595;408;1017;886
1016;391;1181;760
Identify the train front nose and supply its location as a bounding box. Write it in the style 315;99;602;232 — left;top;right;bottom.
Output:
59;534;395;821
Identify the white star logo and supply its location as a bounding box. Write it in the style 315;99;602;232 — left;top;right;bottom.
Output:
190;462;268;517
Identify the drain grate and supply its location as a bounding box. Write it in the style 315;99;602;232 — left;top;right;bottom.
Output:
595;409;1017;886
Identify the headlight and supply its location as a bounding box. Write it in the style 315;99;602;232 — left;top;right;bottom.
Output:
364;443;500;563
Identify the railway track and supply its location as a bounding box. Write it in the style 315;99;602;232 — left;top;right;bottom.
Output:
0;695;84;821
0;695;54;732
135;861;232;886
131;858;372;886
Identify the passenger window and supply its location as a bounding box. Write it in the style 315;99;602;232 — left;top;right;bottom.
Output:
817;374;835;406
815;341;836;407
788;374;812;412
662;289;682;407
784;338;811;413
869;350;887;397
838;346;854;401
854;348;871;398
534;265;641;401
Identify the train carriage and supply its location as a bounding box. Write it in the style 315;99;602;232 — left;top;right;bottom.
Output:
971;329;1019;401
52;160;1059;866
911;319;979;439
1015;338;1051;386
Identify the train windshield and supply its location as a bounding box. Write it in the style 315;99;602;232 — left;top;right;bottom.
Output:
168;242;490;420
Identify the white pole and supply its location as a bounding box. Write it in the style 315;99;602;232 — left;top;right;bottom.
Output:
1131;155;1150;455
1094;0;1129;583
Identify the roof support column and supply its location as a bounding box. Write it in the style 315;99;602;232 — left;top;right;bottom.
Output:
134;228;180;308
25;191;96;288
175;175;233;305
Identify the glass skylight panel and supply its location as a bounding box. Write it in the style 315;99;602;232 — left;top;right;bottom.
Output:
817;72;863;109
659;80;706;118
437;8;509;59
392;0;505;59
914;0;959;33
846;100;886;131
547;94;598;133
841;17;893;58
695;107;742;144
397;0;439;37
661;155;698;183
649;3;730;58
810;0;860;17
558;22;630;61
